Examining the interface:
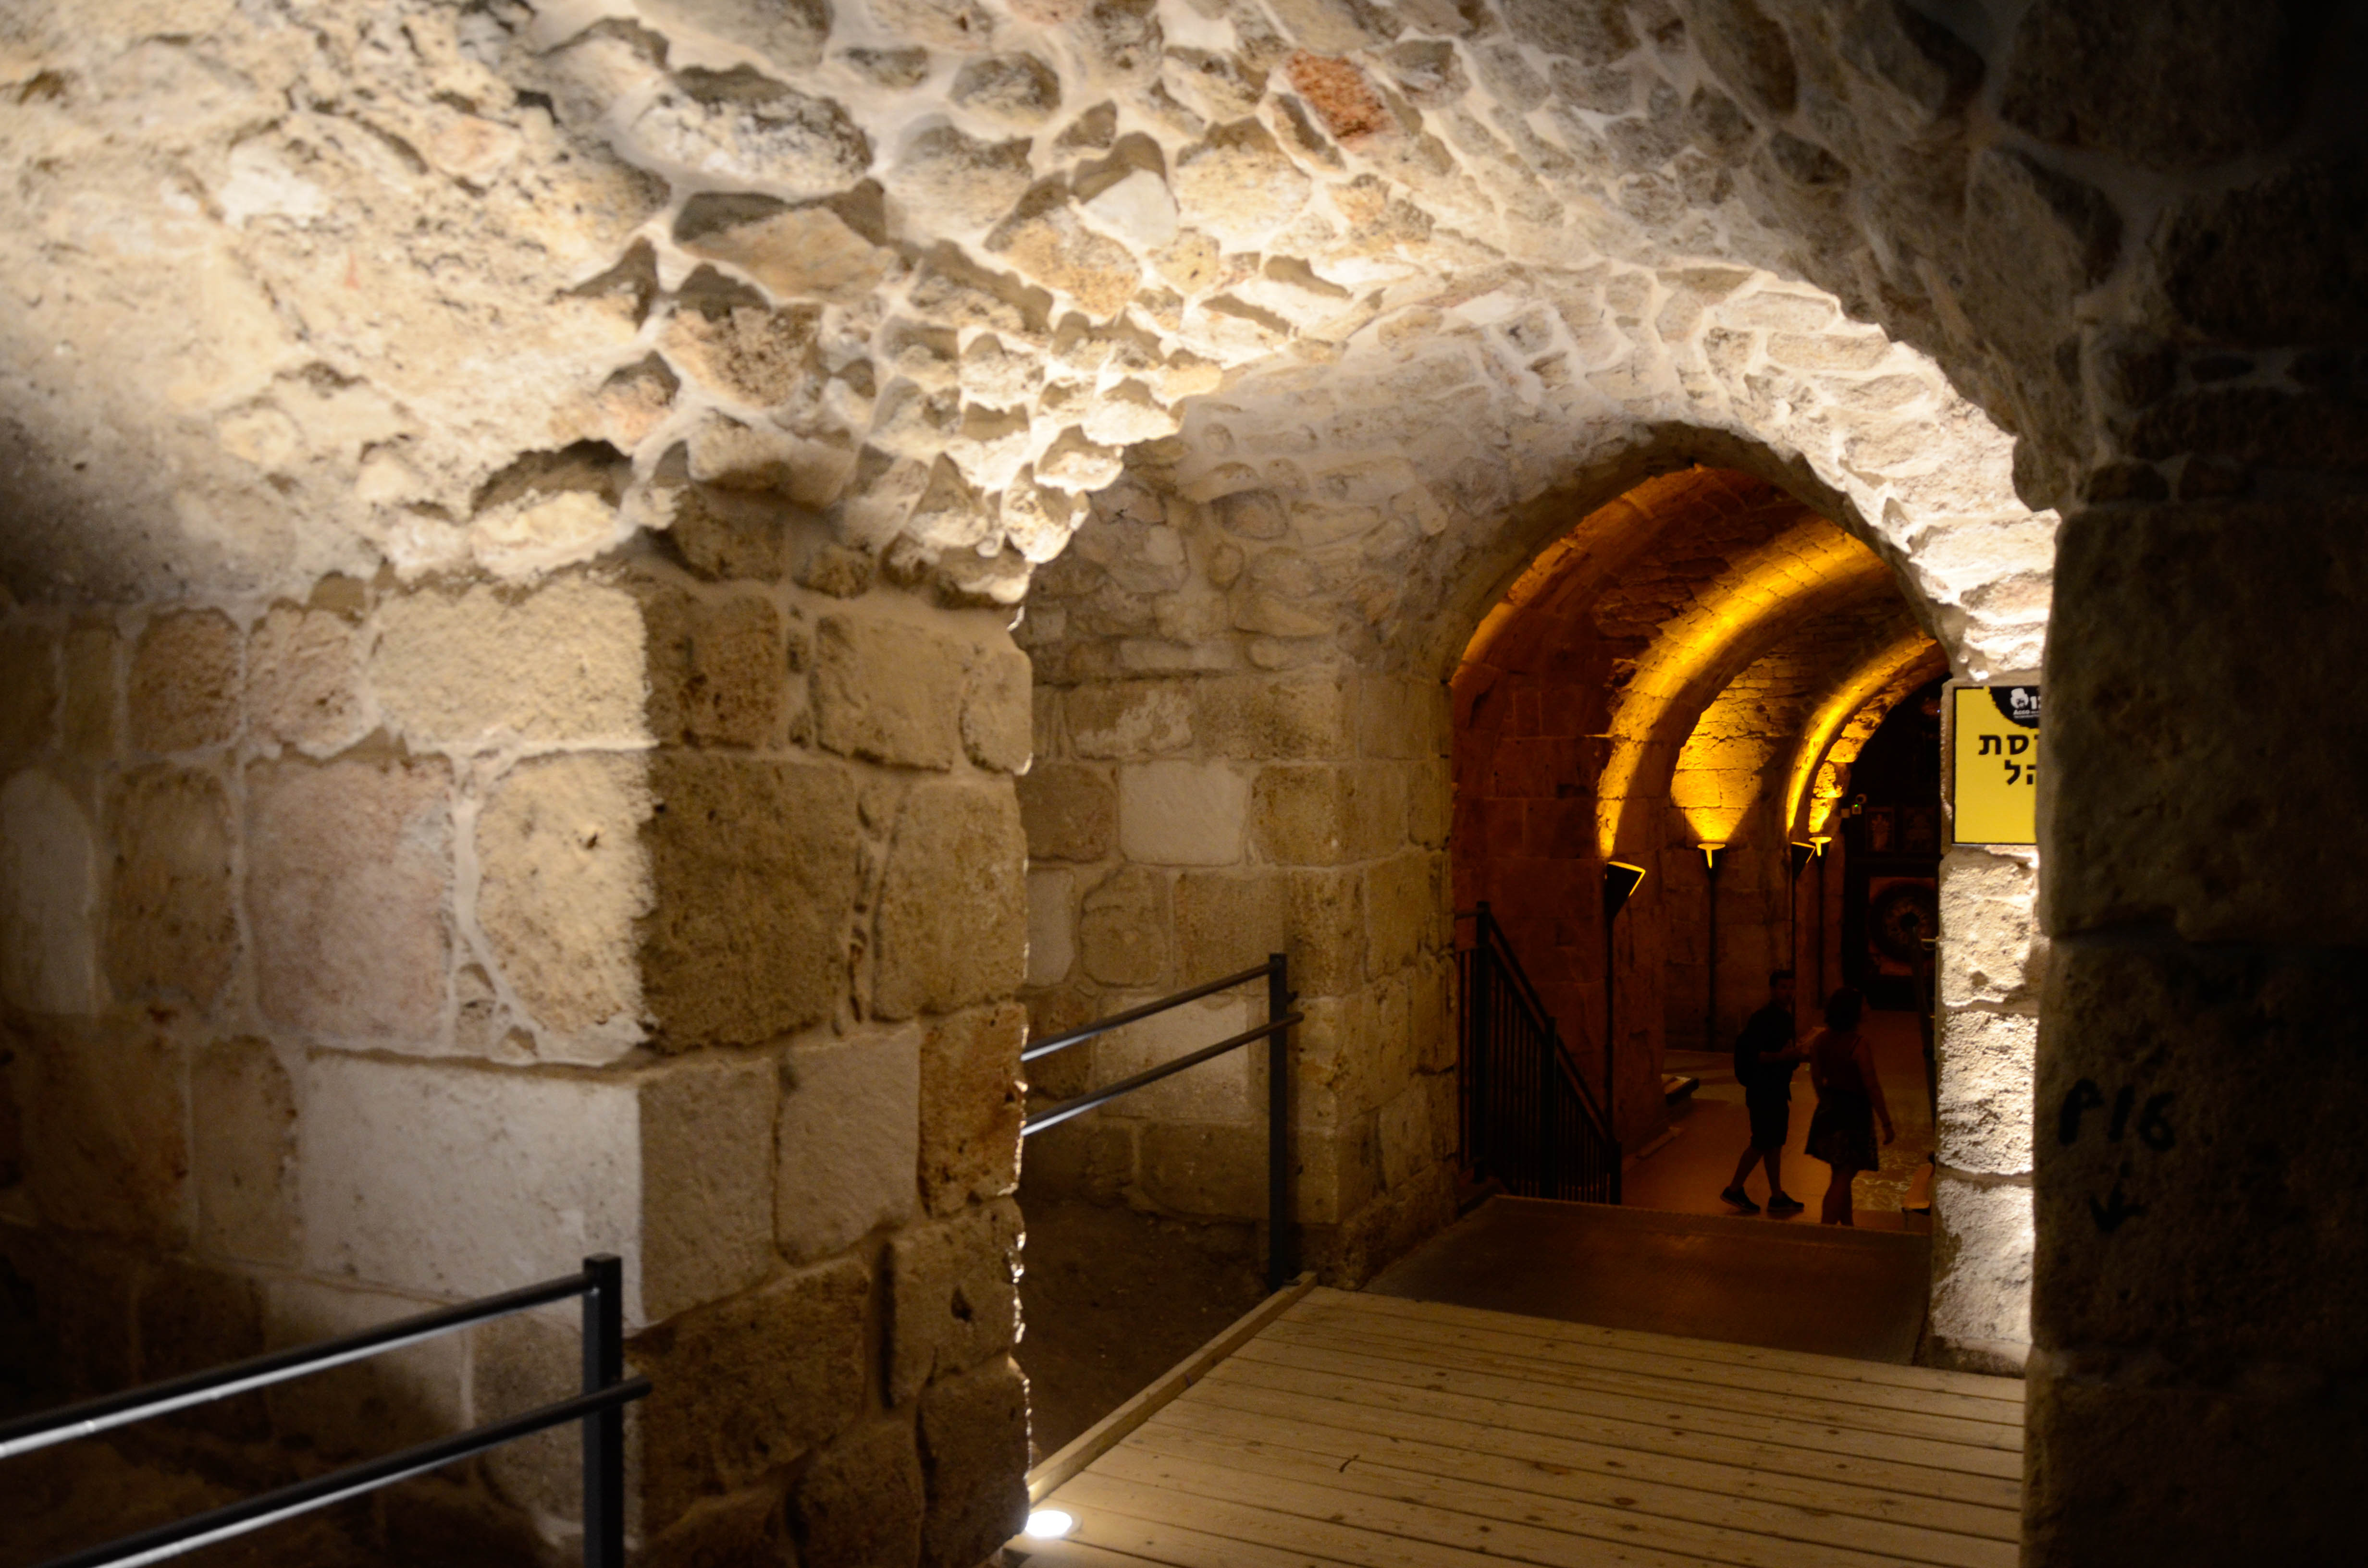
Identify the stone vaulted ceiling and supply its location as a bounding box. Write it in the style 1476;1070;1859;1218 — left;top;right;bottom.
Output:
0;0;2065;677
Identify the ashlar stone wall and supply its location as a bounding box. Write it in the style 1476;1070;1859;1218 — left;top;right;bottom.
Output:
0;538;1037;1567
1017;507;1458;1283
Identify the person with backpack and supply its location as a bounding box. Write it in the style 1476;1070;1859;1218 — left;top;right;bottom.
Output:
1720;970;1806;1217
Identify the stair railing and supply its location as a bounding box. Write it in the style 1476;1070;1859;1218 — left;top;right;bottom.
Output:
1022;954;1303;1289
0;1255;649;1568
1456;903;1622;1204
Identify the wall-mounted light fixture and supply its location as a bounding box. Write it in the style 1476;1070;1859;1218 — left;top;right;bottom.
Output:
1699;844;1725;1058
1601;861;1647;1128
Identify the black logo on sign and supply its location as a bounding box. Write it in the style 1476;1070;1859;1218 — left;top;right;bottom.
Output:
1987;686;2041;729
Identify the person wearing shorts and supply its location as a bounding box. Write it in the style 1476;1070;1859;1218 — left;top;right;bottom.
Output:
1722;971;1805;1217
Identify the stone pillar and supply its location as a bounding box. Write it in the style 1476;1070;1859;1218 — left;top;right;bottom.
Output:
2029;498;2368;1562
1929;845;2040;1372
0;539;1034;1565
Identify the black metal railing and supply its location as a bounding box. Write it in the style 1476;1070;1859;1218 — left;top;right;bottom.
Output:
1023;954;1302;1289
1457;903;1622;1204
0;1256;650;1568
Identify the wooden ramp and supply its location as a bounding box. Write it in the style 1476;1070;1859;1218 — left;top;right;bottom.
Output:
1012;1286;2024;1568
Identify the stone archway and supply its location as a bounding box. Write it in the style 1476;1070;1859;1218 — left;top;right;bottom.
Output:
6;2;2364;1562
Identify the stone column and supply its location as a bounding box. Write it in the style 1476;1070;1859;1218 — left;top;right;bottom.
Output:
0;536;1036;1566
2031;498;2368;1562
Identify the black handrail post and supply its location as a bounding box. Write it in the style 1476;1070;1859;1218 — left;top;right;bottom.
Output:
1469;904;1491;1176
1266;952;1295;1291
582;1254;626;1568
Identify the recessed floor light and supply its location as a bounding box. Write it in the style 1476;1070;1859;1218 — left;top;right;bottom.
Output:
1024;1507;1075;1540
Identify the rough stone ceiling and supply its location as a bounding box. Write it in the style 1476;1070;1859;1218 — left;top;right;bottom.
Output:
0;0;2051;675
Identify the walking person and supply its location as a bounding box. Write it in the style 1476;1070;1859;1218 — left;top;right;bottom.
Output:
1720;971;1806;1217
1805;987;1894;1225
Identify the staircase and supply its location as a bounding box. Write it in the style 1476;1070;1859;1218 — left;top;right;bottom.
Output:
1455;904;1621;1204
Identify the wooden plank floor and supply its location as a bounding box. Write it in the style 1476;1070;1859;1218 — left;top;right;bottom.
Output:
1013;1287;2023;1568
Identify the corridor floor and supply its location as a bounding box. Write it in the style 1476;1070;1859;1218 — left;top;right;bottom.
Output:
1364;1196;1931;1364
1012;1286;2022;1568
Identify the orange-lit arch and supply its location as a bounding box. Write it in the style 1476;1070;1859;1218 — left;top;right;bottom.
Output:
1785;635;1950;837
1596;520;1892;859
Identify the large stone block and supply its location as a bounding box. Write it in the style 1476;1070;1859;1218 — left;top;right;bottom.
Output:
1938;847;2042;1008
875;780;1026;1019
247;605;367;754
633;1255;871;1526
1016;762;1115;861
642;584;787;748
640;1054;778;1321
919;1003;1025;1216
916;1356;1029;1568
0;624;58;752
135;1259;266;1436
469;1304;582;1522
299;1054;638;1303
247;756;451;1041
1012;1114;1133;1204
12;1014;187;1243
1252;763;1406;866
1930;1174;2033;1360
1194;673;1352;760
1138;1122;1266;1218
1173;867;1364;995
297;1053;770;1323
1365;850;1443;979
128;609;240;753
1096;993;1258;1125
1119;760;1249;866
962;641;1034;773
263;1275;467;1459
477;754;653;1045
887;1199;1022;1404
777;1025;920;1262
104;765;236;1008
2026;1365;2363;1567
1076;865;1171;989
1025;866;1075;987
373;576;648;747
62;620;120;760
1068;682;1193;758
0;1225;138;1396
1936;1008;2036;1176
2036;938;2368;1366
644;753;859;1045
813;613;968;769
2044;500;2368;944
1356;674;1447;760
1;770;100;1015
791;1416;926;1568
191;1036;298;1267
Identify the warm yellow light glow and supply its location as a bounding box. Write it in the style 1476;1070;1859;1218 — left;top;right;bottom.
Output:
1781;631;1947;839
1024;1509;1075;1540
1699;842;1725;870
1594;521;1890;860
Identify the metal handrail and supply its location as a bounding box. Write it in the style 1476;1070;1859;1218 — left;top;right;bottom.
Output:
1021;954;1299;1289
1463;908;1615;1138
1455;904;1622;1204
1022;960;1275;1063
2;1255;648;1568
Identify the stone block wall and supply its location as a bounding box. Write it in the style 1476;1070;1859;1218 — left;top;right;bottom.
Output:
0;544;1034;1565
1018;539;1458;1281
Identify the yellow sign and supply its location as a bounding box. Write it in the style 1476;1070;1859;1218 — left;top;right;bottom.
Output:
1948;684;2040;845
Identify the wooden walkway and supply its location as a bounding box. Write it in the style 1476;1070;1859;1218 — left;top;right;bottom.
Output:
1013;1286;2024;1568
